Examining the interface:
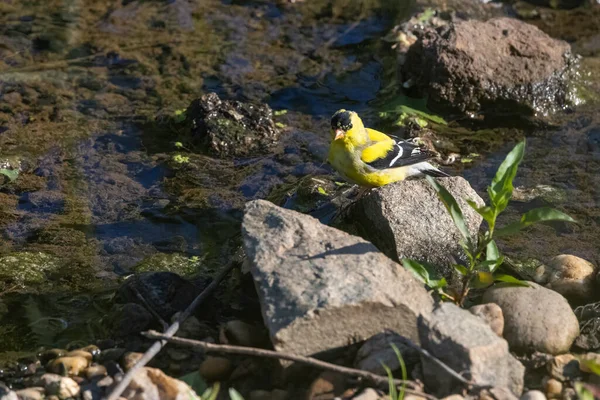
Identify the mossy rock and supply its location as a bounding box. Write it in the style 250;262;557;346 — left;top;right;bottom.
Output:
0;252;62;285
132;253;202;276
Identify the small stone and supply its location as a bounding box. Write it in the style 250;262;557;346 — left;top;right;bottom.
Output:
352;388;384;400
84;365;107;380
14;387;44;400
482;282;579;354
520;391;547;400
177;316;214;340
79;345;101;358
543;377;563;398
198;356;233;381
41;374;80;399
120;352;143;372
546;255;597;304
442;396;465;400
47;356;89;376
38;349;67;365
98;348;126;364
66;350;93;362
548;354;580;381
561;388;577;400
419;302;524;396
354;331;420;375
118;367;198;400
220;320;267;347
306;371;346;399
470;303;504;336
0;382;17;400
96;339;115;350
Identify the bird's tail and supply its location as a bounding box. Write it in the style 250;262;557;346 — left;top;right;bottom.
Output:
418;162;450;178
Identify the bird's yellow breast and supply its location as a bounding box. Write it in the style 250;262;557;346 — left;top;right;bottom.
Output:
327;140;407;187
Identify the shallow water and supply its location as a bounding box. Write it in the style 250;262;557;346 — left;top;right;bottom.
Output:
0;0;599;357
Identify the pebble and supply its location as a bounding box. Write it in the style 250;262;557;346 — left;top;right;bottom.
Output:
561;388;577;400
352;388;384;400
166;348;190;361
520;391;547;400
306;371;346;399
38;349;67;365
46;356;89;376
220;320;267;347
84;365;107;380
548;354;580;380
79;345;101;358
198;356;233;381
14;387;44;400
469;303;504;336
543;377;563;398
66;350;93;362
482;282;579;354
120;352;143;372
41;374;80;399
0;382;17;400
545;255;596;303
98;348;126;364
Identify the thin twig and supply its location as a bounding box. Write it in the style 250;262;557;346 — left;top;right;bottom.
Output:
132;286;169;331
142;331;438;400
105;261;237;400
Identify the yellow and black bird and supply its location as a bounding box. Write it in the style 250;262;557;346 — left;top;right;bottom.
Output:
327;109;448;188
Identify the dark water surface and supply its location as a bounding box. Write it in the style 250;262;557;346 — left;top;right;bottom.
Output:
0;0;599;357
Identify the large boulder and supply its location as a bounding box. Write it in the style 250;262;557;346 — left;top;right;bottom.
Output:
401;17;575;117
419;303;525;396
482;282;579;354
347;177;483;283
242;200;434;357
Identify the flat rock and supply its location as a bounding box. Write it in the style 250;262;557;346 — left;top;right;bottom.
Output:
419;302;524;396
347;177;483;284
401;17;575;117
482;282;579;354
242;200;434;356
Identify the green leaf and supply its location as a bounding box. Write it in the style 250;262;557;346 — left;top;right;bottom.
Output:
391;344;407;400
496;207;576;237
477;257;505;272
426;176;473;250
489;141;525;213
0;169;18;182
575;382;596;400
274;109;288;116
579;357;600;376
179;371;208;395
494;274;530;287
228;388;245;400
317;186;328;195
428;277;448;290
202;383;221;400
466;200;495;225
381;362;398;400
486;240;500;261
401;259;430;284
453;264;469;276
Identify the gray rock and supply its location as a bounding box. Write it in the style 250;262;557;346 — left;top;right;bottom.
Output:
470;303;504;337
401;17;575;117
14;387;44;400
545;254;597;305
41;373;80;399
354;331;420;376
520;391;547;400
347;177;483;283
482;282;579;354
242;200;434;356
418;302;524;396
0;383;17;400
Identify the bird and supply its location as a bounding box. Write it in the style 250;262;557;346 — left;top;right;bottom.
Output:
327;109;449;190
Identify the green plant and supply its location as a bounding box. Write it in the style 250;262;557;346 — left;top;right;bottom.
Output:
381;344;407;400
403;140;576;305
0;168;18;183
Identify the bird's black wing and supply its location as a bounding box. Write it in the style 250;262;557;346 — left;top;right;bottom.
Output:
363;139;436;170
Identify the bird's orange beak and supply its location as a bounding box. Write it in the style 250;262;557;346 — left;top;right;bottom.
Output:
334;129;345;140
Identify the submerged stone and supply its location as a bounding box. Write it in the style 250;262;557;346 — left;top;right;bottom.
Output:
187;92;280;158
0;252;61;286
132;253;202;277
401;17;577;118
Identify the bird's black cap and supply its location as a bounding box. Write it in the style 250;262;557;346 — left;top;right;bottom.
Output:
331;110;353;131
